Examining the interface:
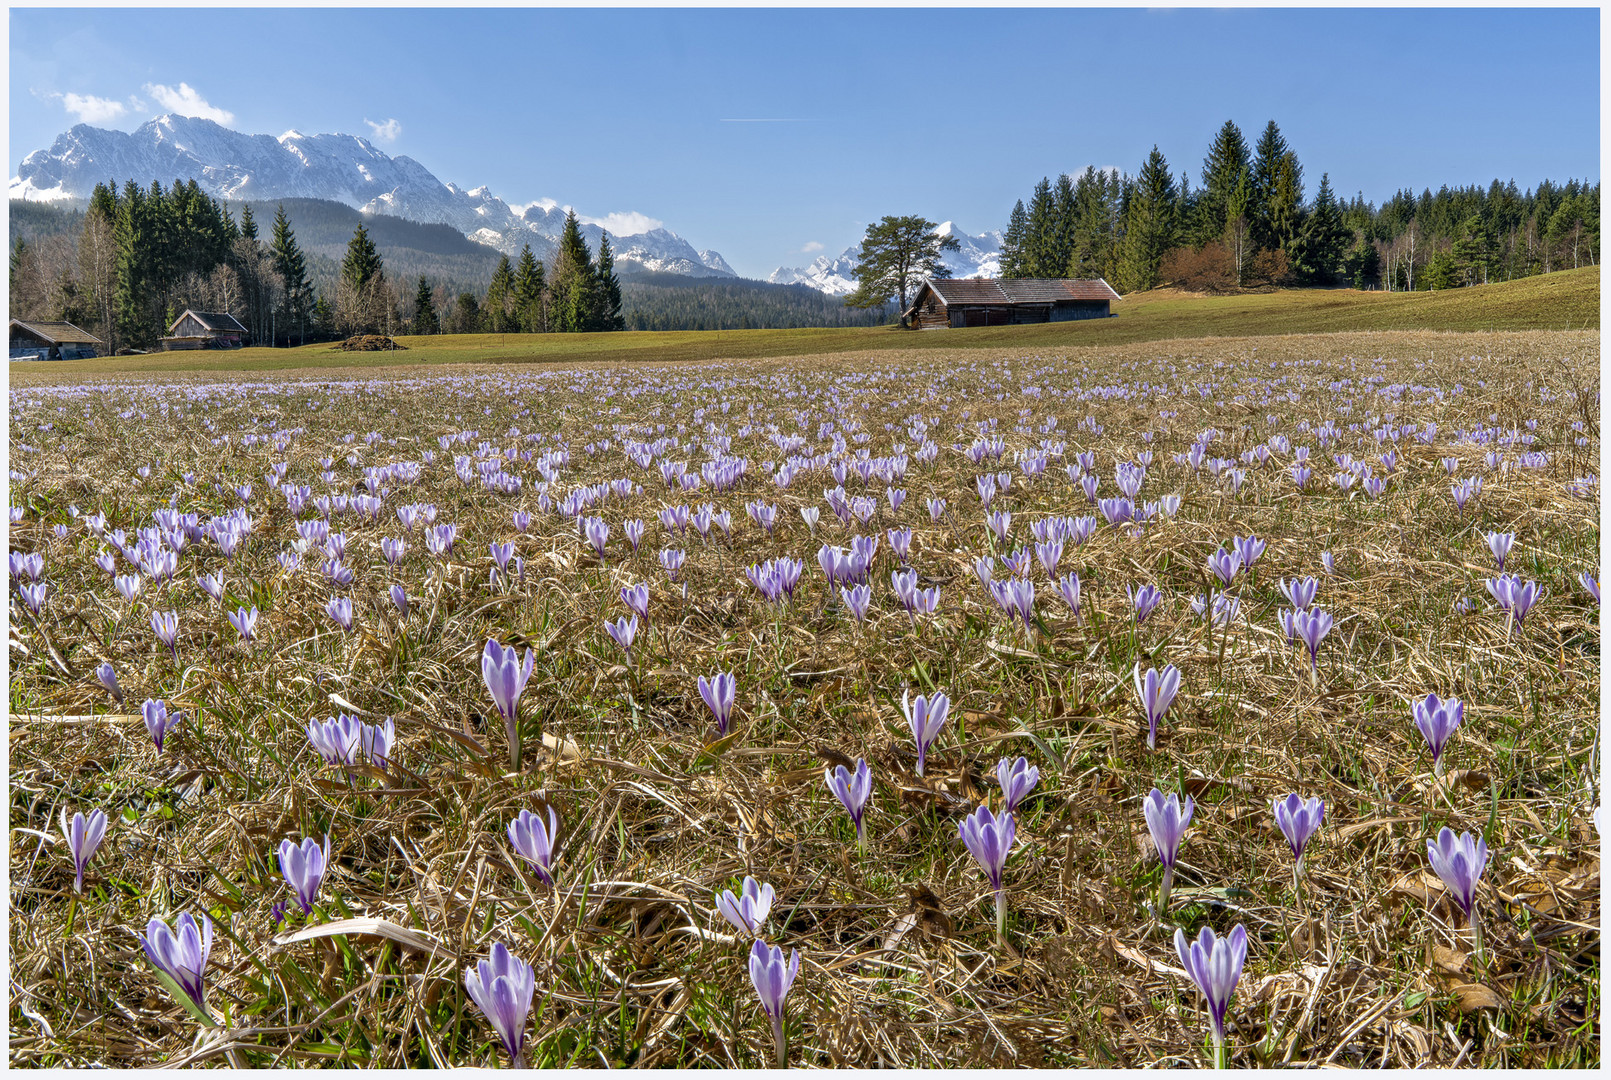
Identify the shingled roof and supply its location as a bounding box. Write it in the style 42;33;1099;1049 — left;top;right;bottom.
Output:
9;319;103;346
907;277;1121;318
167;310;248;335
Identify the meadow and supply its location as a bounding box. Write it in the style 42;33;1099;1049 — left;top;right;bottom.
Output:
7;325;1601;1067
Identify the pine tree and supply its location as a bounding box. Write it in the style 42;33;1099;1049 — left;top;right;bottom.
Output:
239;204;258;241
484;253;515;332
412;275;439;335
843;215;960;315
1248;120;1290;253
1022;178;1056;278
1195;120;1250;247
594;233;625;331
1267;151;1305;252
999;200;1029;279
1287;173;1348;284
114;180;157;347
1116;146;1179;293
549;211;597;333
340;222;383;294
1068;168;1115;279
513;244;546;332
269;204;313;345
1049;174;1077;278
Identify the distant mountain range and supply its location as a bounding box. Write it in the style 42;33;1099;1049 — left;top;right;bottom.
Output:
11;114;738;279
768;222;1003;295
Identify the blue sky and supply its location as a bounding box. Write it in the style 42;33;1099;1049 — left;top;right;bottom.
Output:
10;7;1600;278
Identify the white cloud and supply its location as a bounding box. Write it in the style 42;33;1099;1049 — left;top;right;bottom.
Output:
801;241;825;253
57;92;129;125
142;82;234;125
509;198;561;215
579;211;664;237
364;117;402;142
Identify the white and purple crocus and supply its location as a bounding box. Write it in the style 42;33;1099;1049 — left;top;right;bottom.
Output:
958;803;1016;942
748;939;801;1068
63;808;108;894
1144;787;1194;915
464;942;536;1068
277;835;330;915
715;876;774;938
482;638;536;770
825;758;873;851
139;912;215;1025
698;672;737;736
1427;826;1491;963
1133;663;1182;750
1174;923;1248;1069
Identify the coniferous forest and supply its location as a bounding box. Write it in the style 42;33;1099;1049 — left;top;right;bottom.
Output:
8;115;1599;348
999;119;1599;294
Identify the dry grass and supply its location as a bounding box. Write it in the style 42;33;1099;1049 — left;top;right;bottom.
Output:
8;328;1600;1067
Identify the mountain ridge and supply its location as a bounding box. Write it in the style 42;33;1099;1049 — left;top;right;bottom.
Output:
11;114;738;279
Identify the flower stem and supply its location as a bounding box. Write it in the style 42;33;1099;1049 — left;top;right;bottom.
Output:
995;888;1007;944
772;1013;786;1068
1213;1031;1226;1070
1159;864;1174;917
1470;907;1485;971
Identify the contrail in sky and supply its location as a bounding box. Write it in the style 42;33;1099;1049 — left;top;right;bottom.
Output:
719;118;818;122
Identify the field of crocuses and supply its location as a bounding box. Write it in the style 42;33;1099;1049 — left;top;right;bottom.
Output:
8;329;1601;1067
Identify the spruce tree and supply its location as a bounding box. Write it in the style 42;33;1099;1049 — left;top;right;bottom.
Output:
1022;178;1056;278
1068;168;1114;279
1116;146;1179;293
594;233;625;331
412;275;439;335
1195;120;1250;247
269;204;313;345
239;204;258;241
484;254;515;332
1267;151;1305;252
1248;121;1289;253
114;180;156;347
999;200;1029;279
513;244;545;332
549;211;597;333
1048;174;1077;279
1287;173;1348;285
341;222;383;294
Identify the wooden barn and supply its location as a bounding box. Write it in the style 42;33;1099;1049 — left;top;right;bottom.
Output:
904;278;1121;329
161;309;248;350
9;319;103;360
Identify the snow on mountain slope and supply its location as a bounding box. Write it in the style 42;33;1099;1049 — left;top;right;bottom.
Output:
11;114;736;277
767;222;1003;296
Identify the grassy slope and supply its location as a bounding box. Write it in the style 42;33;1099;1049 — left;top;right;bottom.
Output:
24;265;1600;376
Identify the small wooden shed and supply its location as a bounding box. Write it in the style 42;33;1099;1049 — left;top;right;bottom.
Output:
904;278;1121;329
161;309;248;350
9;319;103;360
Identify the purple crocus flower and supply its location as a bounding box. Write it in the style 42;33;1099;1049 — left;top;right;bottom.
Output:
840;582;872;623
1488;574;1544;627
359;716;395;769
1582;570;1600;604
62;808;108;894
825;758;873;849
1128;583;1163;624
139;912;214;1023
150;610;179;660
1272;793;1324;870
143;698;181;754
1426;826;1491;961
389;583;408;617
582;516;610;560
698;672;737;736
902;689;950;776
198;572;225;602
325;596;353;632
507;806;558;885
1233;534;1265;570
1206;546;1243;588
605;614;639;663
464;942;536;1068
227;604;259;643
748;939;801;1068
715;875;774;937
1143;787;1193;913
1133;663;1181;750
958;803;1016;940
278;835;331;914
1174;923;1248;1067
620;582;650;623
1277;576;1318;611
1057;571;1082;621
1320;551;1335;575
306;713;363;765
482;638;536;769
1286;606;1334;677
115;573;142;603
1412;692;1463;774
1483;531;1515;570
96;661;123;703
996;756;1039;813
381;537;406;566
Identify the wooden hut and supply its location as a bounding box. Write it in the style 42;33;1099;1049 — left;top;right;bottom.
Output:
904;278;1120;329
161;309;248;350
9;319;103;360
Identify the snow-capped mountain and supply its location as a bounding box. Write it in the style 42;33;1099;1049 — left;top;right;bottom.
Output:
768;222;1002;296
11;114;736;277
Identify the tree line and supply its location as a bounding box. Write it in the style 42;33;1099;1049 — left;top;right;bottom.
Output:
999;119;1599;293
8;181;627;348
